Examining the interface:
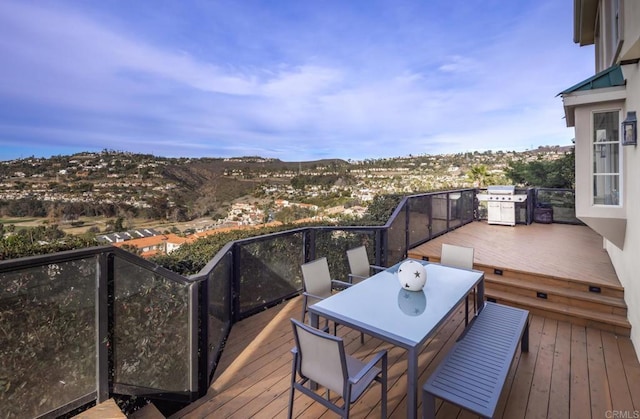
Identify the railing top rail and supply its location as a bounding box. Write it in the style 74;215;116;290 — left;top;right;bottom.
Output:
0;245;112;272
535;187;575;193
110;247;194;285
190;241;235;280
382;188;477;229
404;187;477;198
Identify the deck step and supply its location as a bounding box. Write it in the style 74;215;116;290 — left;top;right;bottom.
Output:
485;273;628;316
485;289;631;337
73;399;166;419
73;399;126;419
129;402;166;419
475;264;624;299
417;255;624;299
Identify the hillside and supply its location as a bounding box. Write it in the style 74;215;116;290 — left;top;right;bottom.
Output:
0;147;571;225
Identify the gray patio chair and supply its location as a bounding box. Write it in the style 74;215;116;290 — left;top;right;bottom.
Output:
301;256;364;342
346;245;386;283
440;243;476;323
288;318;387;419
300;257;352;325
440;243;474;270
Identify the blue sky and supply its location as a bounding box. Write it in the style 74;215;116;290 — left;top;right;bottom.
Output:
0;0;593;162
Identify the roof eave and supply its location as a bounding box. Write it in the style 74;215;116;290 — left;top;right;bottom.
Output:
573;0;598;46
562;85;627;127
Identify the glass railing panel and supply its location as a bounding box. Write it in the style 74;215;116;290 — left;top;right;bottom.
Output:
0;257;97;418
236;232;304;316
476;187;488;220
535;189;580;224
207;251;232;376
386;201;407;265
314;229;377;281
448;192;463;229
112;257;191;393
459;190;475;223
407;195;431;248
430;193;449;236
515;201;528;224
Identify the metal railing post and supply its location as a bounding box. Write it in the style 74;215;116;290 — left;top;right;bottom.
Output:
376;229;385;267
446;192;451;232
404;200;410;259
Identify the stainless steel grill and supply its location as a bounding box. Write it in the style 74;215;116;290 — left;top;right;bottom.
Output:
476;186;527;226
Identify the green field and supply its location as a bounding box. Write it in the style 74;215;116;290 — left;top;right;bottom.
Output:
0;218;37;224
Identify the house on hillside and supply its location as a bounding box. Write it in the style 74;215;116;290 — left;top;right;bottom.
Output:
560;0;640;358
111;233;189;257
97;228;161;244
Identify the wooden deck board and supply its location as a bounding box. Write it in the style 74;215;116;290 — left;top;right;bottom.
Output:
409;222;620;288
525;318;556;419
586;327;612;417
172;296;640;419
618;338;640;411
569;325;591;419
548;321;571;418
601;332;635;414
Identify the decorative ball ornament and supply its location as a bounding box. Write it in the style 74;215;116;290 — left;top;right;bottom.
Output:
397;260;427;291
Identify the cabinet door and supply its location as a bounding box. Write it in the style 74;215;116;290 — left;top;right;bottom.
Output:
488;201;501;221
500;202;515;224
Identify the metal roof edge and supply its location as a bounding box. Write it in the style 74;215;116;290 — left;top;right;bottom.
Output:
558;65;625;96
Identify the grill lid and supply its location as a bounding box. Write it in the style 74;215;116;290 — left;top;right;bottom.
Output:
487;185;515;195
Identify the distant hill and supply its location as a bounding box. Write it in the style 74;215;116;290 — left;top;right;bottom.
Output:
0;151;352;221
0;147;571;222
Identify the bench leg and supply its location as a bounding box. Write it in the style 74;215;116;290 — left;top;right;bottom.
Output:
422;390;436;419
521;319;529;352
464;296;469;326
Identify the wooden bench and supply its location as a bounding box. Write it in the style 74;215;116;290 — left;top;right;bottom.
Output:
422;302;529;419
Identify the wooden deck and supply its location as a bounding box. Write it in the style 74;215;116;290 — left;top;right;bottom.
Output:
409;222;620;288
407;222;631;336
170;222;640;419
173;296;640;419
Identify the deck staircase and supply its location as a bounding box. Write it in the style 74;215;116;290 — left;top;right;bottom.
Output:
407;252;631;337
73;398;166;419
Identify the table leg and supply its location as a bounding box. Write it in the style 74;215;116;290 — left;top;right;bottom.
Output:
309;312;319;329
407;347;417;419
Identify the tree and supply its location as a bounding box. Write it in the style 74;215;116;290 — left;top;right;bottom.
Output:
505;150;574;188
361;194;403;225
467;165;489;187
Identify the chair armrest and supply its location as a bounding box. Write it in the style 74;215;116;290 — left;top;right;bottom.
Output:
349;350;387;383
303;291;326;302
348;273;368;283
370;265;386;272
331;279;352;289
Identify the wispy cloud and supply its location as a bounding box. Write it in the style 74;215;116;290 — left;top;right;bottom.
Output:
0;0;593;161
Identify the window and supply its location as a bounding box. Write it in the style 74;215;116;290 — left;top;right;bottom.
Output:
592;111;621;205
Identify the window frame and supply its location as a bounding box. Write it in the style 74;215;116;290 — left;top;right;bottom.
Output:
591;108;623;207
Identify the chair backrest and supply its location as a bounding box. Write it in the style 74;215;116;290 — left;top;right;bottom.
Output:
346;245;370;280
301;257;332;298
440;243;474;270
291;318;347;395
